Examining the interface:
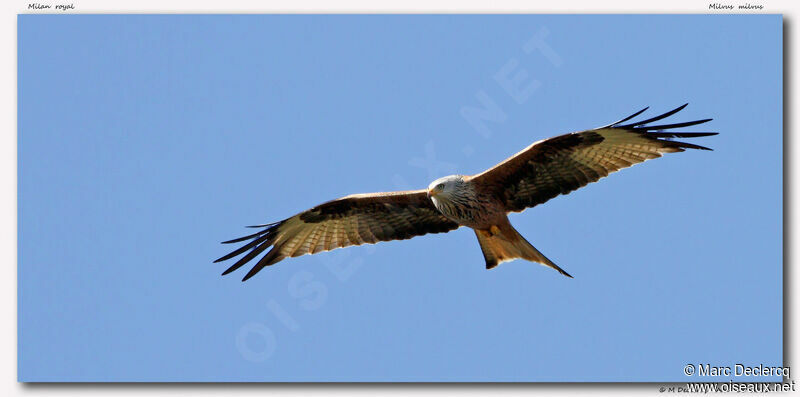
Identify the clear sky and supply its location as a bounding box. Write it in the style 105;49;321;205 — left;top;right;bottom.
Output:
18;15;782;382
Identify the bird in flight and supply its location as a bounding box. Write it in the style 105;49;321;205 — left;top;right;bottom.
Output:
216;104;716;281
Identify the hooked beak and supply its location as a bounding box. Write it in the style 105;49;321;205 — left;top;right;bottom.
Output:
427;189;436;199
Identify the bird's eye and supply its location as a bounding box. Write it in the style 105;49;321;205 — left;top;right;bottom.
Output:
437;183;445;190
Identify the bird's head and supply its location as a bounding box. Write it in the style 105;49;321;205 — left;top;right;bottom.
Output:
427;175;465;201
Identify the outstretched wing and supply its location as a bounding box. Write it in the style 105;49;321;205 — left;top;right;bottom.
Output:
215;190;459;281
469;104;717;212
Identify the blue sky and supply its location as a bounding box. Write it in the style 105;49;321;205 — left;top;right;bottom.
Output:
18;15;782;382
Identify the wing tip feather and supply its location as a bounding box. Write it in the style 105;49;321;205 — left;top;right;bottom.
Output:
607;104;717;151
612;104;714;132
214;221;286;277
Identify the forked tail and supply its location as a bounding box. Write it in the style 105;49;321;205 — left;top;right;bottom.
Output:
474;221;572;278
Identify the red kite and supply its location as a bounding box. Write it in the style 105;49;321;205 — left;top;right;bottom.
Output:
216;104;716;281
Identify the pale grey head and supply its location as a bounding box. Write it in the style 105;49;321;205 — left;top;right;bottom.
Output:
426;175;477;218
427;175;464;198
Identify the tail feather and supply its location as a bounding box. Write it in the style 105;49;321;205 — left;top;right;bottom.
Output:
474;223;572;278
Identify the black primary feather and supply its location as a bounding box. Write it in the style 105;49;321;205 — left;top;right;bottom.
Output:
605;104;718;150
